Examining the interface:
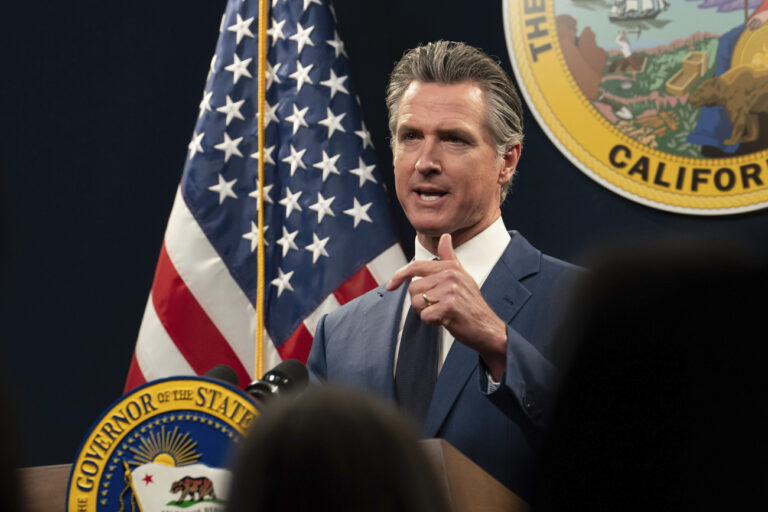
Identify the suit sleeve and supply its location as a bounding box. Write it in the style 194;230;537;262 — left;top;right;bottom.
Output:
479;325;561;429
306;314;329;383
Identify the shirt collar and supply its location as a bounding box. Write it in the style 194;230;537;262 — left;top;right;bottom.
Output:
413;217;510;287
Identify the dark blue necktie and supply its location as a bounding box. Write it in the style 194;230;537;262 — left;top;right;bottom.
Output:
395;301;439;425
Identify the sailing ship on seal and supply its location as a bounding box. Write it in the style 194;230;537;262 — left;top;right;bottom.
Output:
609;0;670;22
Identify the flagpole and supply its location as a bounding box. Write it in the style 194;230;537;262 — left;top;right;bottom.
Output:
255;0;268;380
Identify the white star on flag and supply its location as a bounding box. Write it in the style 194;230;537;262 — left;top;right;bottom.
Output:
289;61;314;92
248;180;273;209
207;54;217;81
228;14;255;44
318;108;346;138
308;192;336;223
349;157;378;187
276;226;300;257
279;187;303;218
319;69;349;98
242;222;268;251
266;62;282;90
187;132;205;160
271;268;294;297
198;91;213;117
354;121;374;149
250;145;275;166
343;198;373;227
208;174;238;204
225;53;253;83
282;144;307;176
285;104;310;135
214;132;244;162
259;100;279;127
312;150;341;181
326;30;348;58
305;233;330;263
216;95;246;125
290;22;315;54
267;18;286;46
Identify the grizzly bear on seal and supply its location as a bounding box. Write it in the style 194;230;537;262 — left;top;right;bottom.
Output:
688;65;768;146
170;476;216;503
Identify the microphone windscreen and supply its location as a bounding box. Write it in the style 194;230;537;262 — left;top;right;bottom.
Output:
204;364;239;386
269;359;309;391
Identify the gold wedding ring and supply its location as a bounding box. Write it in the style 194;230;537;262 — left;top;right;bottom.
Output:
422;292;433;308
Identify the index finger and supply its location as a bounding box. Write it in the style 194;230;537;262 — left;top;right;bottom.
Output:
385;259;444;291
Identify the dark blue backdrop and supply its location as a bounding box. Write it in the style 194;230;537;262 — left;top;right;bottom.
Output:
2;0;767;467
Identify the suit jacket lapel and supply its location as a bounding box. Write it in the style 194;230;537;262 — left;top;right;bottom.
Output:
422;341;476;436
422;231;541;437
362;283;408;401
482;230;540;323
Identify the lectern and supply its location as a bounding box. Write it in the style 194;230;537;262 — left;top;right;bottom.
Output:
19;439;528;512
422;439;529;512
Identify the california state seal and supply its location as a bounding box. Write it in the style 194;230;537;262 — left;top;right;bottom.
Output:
66;377;259;512
504;0;768;214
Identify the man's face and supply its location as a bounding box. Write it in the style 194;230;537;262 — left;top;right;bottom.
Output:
392;81;519;250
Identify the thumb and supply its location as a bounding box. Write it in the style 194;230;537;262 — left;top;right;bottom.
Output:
437;233;457;261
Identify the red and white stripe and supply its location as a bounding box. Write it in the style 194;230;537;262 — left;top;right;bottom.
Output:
125;188;406;392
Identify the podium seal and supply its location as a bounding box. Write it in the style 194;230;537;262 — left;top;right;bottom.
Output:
504;0;768;214
66;377;259;512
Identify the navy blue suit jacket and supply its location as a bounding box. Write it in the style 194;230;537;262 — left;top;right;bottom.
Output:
307;231;580;501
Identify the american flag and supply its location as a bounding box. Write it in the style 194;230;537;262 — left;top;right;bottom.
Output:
124;0;406;391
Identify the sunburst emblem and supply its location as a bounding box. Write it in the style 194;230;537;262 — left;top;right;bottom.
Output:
127;425;201;468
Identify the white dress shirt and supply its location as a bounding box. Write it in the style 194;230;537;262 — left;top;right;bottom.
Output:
393;217;511;377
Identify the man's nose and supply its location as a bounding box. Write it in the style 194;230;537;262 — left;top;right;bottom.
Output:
414;139;441;175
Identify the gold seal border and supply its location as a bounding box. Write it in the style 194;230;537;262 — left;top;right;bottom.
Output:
66;377;259;512
503;0;768;215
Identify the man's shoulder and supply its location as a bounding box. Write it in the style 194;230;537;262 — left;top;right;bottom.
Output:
497;231;584;307
314;283;402;355
324;283;394;323
503;230;583;278
540;251;584;275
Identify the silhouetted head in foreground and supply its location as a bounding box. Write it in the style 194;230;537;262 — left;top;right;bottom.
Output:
533;238;768;511
226;386;450;512
0;379;24;512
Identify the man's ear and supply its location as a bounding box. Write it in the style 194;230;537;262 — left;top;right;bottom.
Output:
498;142;521;185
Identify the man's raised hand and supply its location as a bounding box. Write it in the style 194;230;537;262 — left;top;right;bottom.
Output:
386;234;508;379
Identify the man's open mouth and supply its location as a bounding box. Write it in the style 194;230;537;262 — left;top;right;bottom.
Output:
415;187;447;202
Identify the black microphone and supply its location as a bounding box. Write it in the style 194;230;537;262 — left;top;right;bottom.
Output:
204;364;239;386
245;359;309;404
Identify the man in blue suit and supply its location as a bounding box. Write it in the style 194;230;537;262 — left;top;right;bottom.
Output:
307;41;580;502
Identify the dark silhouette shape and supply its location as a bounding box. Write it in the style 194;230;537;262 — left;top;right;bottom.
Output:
533;238;768;510
226;386;450;512
1;381;24;512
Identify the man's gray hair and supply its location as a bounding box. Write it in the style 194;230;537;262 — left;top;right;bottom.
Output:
386;41;524;202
